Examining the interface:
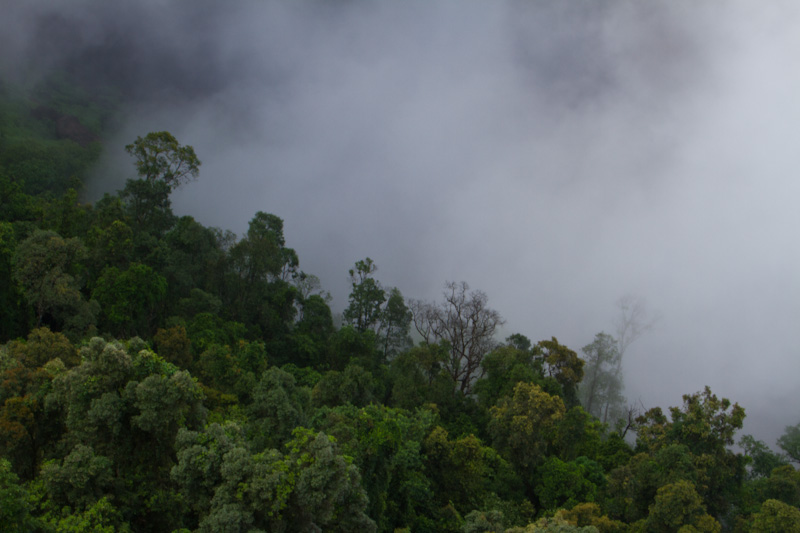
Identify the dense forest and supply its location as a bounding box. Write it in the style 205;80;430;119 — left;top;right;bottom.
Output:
2;73;800;533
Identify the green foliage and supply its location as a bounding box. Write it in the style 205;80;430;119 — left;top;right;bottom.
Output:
92;263;167;337
534;456;605;511
41;496;131;533
343;257;386;333
312;364;377;408
536;337;585;407
246;367;310;450
0;458;32;532
40;444;114;511
0;221;27;341
489;382;566;476
739;434;788;480
13;229;97;337
643;480;720;533
750;498;800;532
778;421;800;464
474;344;543;409
310;404;435;532
174;424;375;532
424;425;524;516
0;88;780;531
634;387;746;518
462;509;505;533
120;178;175;238
125;131;200;190
0;138;100;195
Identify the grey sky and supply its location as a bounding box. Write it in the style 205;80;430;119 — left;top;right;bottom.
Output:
5;1;800;445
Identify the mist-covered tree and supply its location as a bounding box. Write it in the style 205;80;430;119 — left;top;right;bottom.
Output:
579;332;623;423
777;421;800;464
378;287;413;359
125;131;200;190
739;434;788;480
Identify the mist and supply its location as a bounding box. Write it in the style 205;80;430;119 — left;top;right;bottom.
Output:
5;1;800;446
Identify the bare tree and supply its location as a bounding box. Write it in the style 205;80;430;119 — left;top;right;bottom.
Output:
598;294;659;424
614;294;659;358
410;281;503;394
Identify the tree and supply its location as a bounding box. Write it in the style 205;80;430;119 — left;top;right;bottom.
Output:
246;367;310;451
614;294;657;359
633;387;746;519
474;344;542;409
534;456;605;511
13;229;96;334
343;258;385;333
411;281;503;394
644;480;721;532
599;294;658;427
379;287;413;360
225;212;299;336
311;404;437;531
0;222;27;342
489;382;566;476
739;434;788;480
536;337;584;405
120;174;175;238
777;421;800;464
579;332;623;423
92;263;167;337
750;499;800;533
173;425;375;532
0;458;33;532
342;259;412;363
125;131;200;190
311;364;376;408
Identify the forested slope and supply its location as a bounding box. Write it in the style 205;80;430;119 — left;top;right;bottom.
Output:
1;75;799;533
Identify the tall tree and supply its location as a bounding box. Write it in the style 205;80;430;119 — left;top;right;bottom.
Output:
777;422;800;464
342;258;386;334
124;131;200;190
411;281;503;394
378;287;412;360
536;337;584;406
579;332;623;423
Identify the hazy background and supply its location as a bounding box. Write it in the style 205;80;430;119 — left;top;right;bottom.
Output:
4;0;800;446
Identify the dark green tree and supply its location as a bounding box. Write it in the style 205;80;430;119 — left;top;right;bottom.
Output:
124;131;200;190
92;263;167;337
343;257;386;333
12;229;98;339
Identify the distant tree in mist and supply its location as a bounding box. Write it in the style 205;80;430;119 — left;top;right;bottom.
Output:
580;295;658;426
579;332;623;422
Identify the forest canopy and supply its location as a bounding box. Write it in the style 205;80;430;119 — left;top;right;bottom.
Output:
0;74;797;533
